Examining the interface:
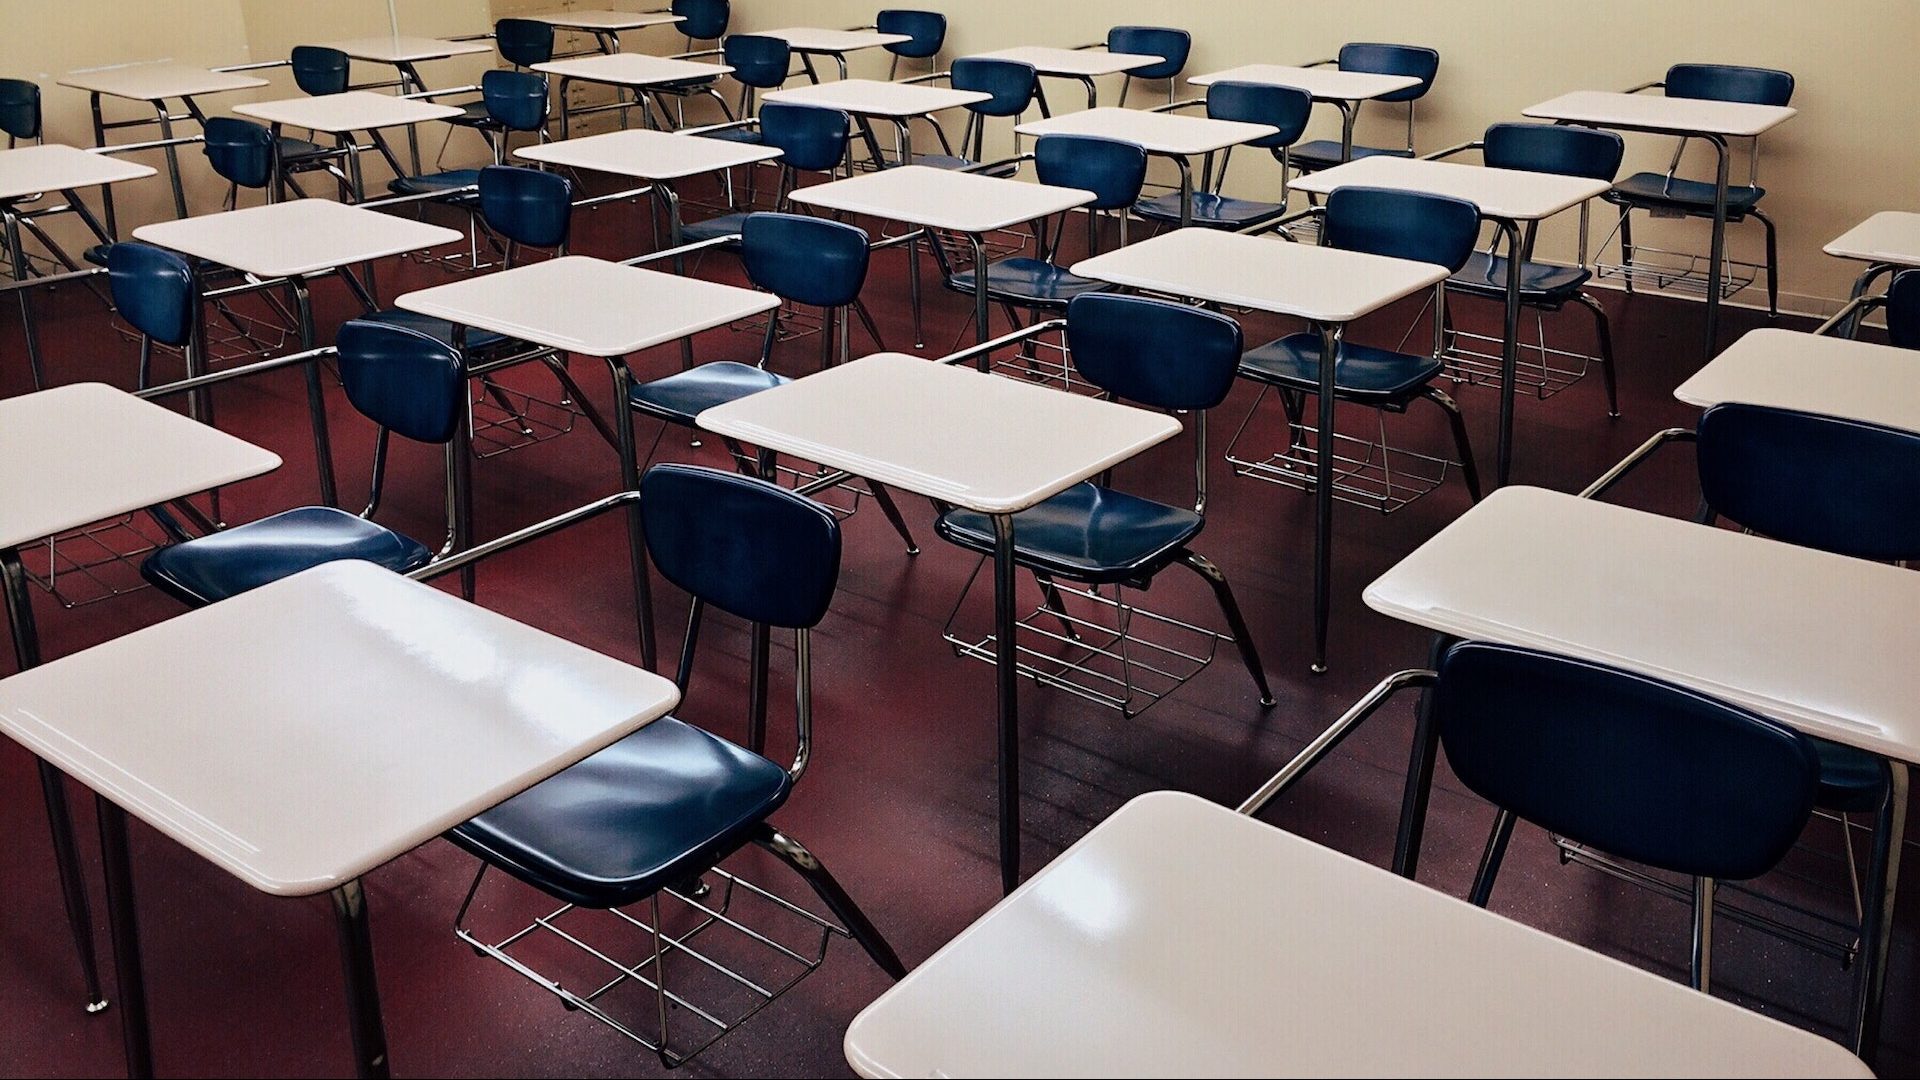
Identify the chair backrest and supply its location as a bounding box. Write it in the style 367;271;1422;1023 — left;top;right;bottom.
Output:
1695;402;1920;562
0;78;41;143
723;34;792;91
290;46;351;96
877;10;946;59
641;463;842;628
740;212;869;309
1324;186;1480;272
1887;270;1920;350
1066;293;1242;411
494;17;556;68
1482;122;1625;182
758;102;850;173
201;117;275;190
1107;26;1190;81
1338;42;1439;103
108;243;194;348
672;0;730;42
951;58;1037;119
1665;63;1794;106
1034;134;1149;212
1432;641;1819;881
335;319;468;444
481;68;549;132
478;164;572;250
1206;81;1312;150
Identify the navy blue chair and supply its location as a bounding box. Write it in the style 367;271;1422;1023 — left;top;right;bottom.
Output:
290;45;351;96
647;0;736;128
1106;25;1191;107
1603;64;1794;318
107;243;196;389
910;58;1037;177
936;294;1273;710
1290;43;1440;172
202;115;347;205
1233;186;1484;501
683;104;851;243
1135;81;1313;231
695;35;794;145
140;319;468;607
1888;271;1920;350
1441;123;1626;417
448;464;904;1066
935;134;1147;340
0;78;42;147
878;9;947;79
398;69;552;204
494;17;555;69
1428;641;1818;991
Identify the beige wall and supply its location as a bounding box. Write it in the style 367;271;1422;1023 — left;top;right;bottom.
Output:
9;1;1914;313
727;0;1919;316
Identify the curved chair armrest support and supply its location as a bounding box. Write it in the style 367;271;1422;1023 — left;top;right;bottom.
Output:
94;135;204;156
1623;80;1665;94
135;345;335;402
962;151;1032;174
1071;42;1103;51
572;183;655;210
1238;667;1438;817
621;233;743;267
360;184;481;212
401;84;480;101
410;490;640;584
678;48;724;60
900;70;953;85
937;318;1067;366
1423;139;1484;162
0;264;100;294
1580;427;1696;501
1151;97;1207;114
1815;292;1884;338
213;59;292;73
870;227;929;252
678;116;758;136
445;32;494;43
1302;58;1337;69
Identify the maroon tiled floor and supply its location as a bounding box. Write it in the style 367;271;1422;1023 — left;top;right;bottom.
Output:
0;181;1910;1077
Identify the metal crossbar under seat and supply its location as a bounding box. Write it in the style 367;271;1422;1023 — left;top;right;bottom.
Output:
942;562;1227;718
454;862;850;1070
21;512;172;608
1590;210;1761;301
1225;387;1458;514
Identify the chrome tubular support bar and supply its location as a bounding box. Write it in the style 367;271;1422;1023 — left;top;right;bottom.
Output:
621;234;740;267
1580;428;1695;500
410;491;642;583
133;345;336;401
937;319;1066;367
1238;669;1437;816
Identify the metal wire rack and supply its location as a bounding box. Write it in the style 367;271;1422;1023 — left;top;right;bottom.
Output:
1226;392;1458;514
943;566;1226;718
20;513;171;608
1593;243;1761;301
1442;314;1598;403
454;863;848;1069
468;377;581;459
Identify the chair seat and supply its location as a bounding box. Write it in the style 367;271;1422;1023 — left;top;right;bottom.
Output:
277;135;333;161
448;717;791;909
948;257;1110;308
695;126;765;146
1448;252;1593;303
442;101;496;128
358;308;509;352
1606;172;1766;215
386;168;482;200
935;482;1203;584
83;243;114;267
651;76;722;95
1133;191;1287;230
140;506;432;607
680;211;750;245
629;361;790;425
912;152;1018;178
1813;736;1888;814
1240;332;1444;403
1290;139;1414;171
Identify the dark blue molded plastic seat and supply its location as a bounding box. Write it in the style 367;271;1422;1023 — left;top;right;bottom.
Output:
700;126;766;146
494;17;556;69
1106;26;1190;106
108;243;193;348
1446;126;1623;308
143;507;432;606
0;78;42;145
1449;253;1593;301
478;163;570;248
948;258;1114;306
202;117;277;190
387;167;482;197
1136;81;1312;228
878;10;946;60
913;58;1035;175
140;320;467;607
687;104;850;240
679;211;751;244
628;361;790;425
1239;335;1445;403
396;71;549;195
1888;271;1920;350
1609;173;1767;215
1290;43;1440;171
290;46;351;96
673;0;730;42
939;483;1204;584
726;34;792;90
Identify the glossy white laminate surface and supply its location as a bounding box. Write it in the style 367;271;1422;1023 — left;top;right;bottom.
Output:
699;352;1180;515
0;382;281;550
1073;227;1447;323
321;36;492;64
1016;106;1277;156
232;90;462;133
1290;155;1609;222
515;128;779;180
533;53;732;87
395;254;775;357
754;27;910;53
58;62;268;102
763;79;988;118
0;561;679;896
1674;328;1920;433
522;9;684;31
964;46;1162;78
1189;63;1421;102
1825;211;1920;266
0;144;155;203
845;791;1874;1079
1523;90;1796;138
134;199;461;278
1365;486;1920;764
790;165;1092;235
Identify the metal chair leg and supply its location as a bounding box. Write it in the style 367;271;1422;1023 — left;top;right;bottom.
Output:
1753;208;1780;321
1617;206;1636;295
1468;809;1516;908
40;761;108;1012
1691;876;1717;993
1573;292;1620;419
1033;572;1081;641
755;825;906;979
1180;550;1274;706
1425;387;1483;502
867;483;919;556
1850;761;1906;1061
